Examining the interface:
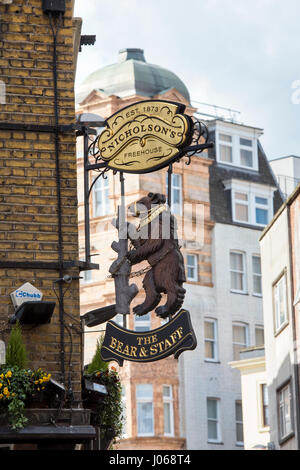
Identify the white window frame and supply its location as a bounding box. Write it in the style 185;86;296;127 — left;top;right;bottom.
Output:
93;175;110;218
204;318;218;362
258;382;269;430
136;384;154;437
166;173;182;216
252;254;262;296
273;272;288;334
213;122;261;171
224;179;275;228
255;325;265;347
232;322;249;361
81;269;92;284
235;400;244;446
230;251;247;294
278;381;293;441
186;254;198;282
163;385;174;437
207;398;221;443
135;313;151;332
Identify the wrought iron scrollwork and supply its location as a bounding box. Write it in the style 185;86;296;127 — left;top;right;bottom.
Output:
184;117;210;166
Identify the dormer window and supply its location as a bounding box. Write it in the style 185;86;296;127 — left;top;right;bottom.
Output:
224;179;276;228
211;121;262;171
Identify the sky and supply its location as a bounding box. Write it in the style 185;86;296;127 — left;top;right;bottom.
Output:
74;0;300;160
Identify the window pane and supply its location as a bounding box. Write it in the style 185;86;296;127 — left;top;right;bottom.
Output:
252;256;261;275
236;401;243;421
204;321;215;340
205;341;215;359
137;402;153;435
220;144;232;163
275;275;287;330
163;386;171;398
164;403;171;434
233;325;246;343
166;174;182;215
231;272;243;291
255;327;264;346
187;267;195;279
135;313;150;322
235;203;249;222
220;134;232;143
253;275;262;294
255;197;268;205
230;252;244;271
172;174;181;187
208;420;218;440
187;255;196;267
207;399;217;420
240;149;253;167
236;422;244;443
256;208;268;225
253;256;262;295
136;384;153;399
235;192;248;201
240;138;252;147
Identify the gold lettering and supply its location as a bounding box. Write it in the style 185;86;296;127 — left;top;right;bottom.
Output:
130;346;137;357
164;338;172;350
109;337;117;349
176;327;184;339
139;347;148;357
170;332;178;345
116;341;124;352
123;345;130;356
150;344;158;355
137;337;143;346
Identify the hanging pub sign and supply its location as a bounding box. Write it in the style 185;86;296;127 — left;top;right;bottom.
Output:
101;309;197;366
82;99;213;366
96;100;193;173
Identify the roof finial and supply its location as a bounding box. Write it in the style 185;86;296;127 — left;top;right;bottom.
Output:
118;48;146;63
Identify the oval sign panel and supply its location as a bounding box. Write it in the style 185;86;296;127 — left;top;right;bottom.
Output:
97;100;193;173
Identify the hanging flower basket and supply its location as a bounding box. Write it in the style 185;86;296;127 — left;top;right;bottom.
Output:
0;366;51;430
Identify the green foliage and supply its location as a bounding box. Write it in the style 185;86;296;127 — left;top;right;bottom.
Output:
0;366;51;430
86;336;109;375
84;336;124;446
5;321;27;369
84;368;124;444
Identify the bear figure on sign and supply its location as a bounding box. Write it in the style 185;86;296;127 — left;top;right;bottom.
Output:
126;192;186;319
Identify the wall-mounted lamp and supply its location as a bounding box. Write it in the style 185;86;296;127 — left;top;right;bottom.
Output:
9;300;56;325
82;304;116;327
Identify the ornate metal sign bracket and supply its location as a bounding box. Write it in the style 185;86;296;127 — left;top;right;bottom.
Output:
79;99;213;363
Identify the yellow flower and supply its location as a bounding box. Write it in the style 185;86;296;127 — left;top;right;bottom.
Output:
5;371;12;378
3;388;9;396
0;394;3;399
34;381;38;385
12;393;15;397
0;374;3;379
0;383;2;389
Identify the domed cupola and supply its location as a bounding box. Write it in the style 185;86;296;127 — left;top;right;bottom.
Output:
76;48;190;104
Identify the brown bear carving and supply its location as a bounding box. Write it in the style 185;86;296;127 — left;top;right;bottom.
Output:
127;193;186;319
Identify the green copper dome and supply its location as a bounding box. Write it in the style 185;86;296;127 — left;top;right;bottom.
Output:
77;48;190;104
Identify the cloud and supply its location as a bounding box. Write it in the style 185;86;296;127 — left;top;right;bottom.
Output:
74;0;300;159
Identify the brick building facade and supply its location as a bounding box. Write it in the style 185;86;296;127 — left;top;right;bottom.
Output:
0;0;84;407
